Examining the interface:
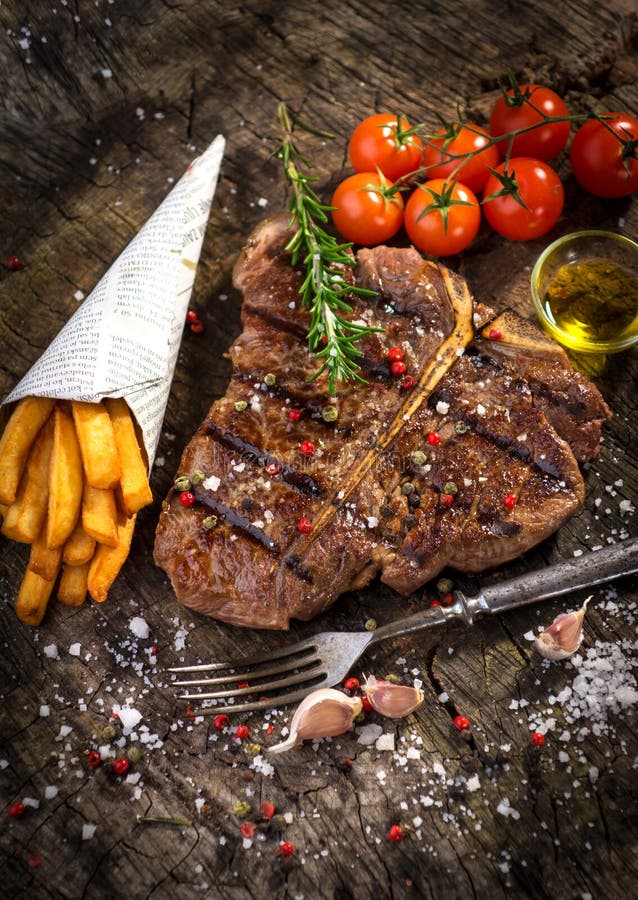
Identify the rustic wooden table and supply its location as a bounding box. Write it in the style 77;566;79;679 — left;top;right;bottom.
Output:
1;2;637;898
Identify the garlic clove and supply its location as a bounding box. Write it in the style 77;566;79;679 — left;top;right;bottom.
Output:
268;688;362;754
534;596;591;661
363;675;424;718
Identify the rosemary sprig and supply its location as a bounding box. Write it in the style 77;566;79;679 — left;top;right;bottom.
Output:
275;103;379;395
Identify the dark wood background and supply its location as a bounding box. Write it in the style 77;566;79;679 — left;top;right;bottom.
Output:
1;2;637;898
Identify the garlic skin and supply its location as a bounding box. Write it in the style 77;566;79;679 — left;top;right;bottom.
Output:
534;597;591;661
363;675;424;718
269;688;362;754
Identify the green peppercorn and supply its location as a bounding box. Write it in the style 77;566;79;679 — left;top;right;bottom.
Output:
190;470;205;486
454;421;468;435
364;618;377;632
410;450;427;466
437;577;454;594
243;742;262;756
127;745;144;763
321;405;339;422
354;711;366;724
174;475;192;491
202;515;218;530
444;481;458;495
233;801;252;818
234;400;248;412
100;724;118;742
264;373;277;386
384;673;402;684
401;482;415;495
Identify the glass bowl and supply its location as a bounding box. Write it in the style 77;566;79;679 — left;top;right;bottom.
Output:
530;230;638;355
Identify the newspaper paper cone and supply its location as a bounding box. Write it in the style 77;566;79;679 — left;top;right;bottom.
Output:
4;134;225;469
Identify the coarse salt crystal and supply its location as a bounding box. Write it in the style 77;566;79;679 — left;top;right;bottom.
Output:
82;823;97;840
435;401;450;415
466;774;481;792
375;733;395;752
129;617;150;640
43;644;59;659
44;786;58;800
203;475;220;492
69;643;81;657
357;724;383;745
117;707;143;730
39;705;50;717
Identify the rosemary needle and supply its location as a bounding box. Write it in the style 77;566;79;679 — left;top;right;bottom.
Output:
275;102;379;395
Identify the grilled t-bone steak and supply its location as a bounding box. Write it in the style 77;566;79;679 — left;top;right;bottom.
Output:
154;214;611;629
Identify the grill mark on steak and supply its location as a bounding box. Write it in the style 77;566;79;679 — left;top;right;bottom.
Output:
154;214;611;629
202;420;324;497
192;484;281;554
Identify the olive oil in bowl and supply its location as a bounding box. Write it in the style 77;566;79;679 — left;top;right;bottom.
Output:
531;231;638;355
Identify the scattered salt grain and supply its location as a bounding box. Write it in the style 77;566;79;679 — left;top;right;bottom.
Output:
203;475;220;492
82;823;97;840
74;289;85;302
22;797;40;809
44;786;59;800
435;400;450;415
496;798;520;820
117;707;143;730
375;733;395;752
43;644;59;659
39;705;50;717
129;617;150;640
56;725;73;741
466;774;481;792
69;643;81;657
101;68;112;79
357;724;383;745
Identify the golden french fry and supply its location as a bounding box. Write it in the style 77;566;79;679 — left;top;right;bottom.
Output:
87;513;136;603
47;404;83;549
29;527;64;581
63;521;96;566
16;567;57;627
82;483;118;547
104;398;153;516
58;562;89;606
0;396;55;505
71;400;120;490
2;417;55;543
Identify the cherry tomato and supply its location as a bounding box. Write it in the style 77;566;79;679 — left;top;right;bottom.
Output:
331;172;404;245
348;114;423;181
482;157;564;241
489;84;570;161
569;113;638;198
404;178;481;257
423;123;499;193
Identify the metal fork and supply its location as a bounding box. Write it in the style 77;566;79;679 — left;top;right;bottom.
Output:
169;537;638;715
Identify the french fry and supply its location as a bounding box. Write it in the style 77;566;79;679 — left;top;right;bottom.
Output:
1;417;54;543
63;521;96;566
71;400;120;490
47;404;83;549
29;527;64;581
16;568;57;627
104;398;153;516
88;513;136;603
0;396;55;505
58;562;89;606
82;483;118;547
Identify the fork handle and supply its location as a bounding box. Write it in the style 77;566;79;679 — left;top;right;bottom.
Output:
469;537;638;616
367;538;638;644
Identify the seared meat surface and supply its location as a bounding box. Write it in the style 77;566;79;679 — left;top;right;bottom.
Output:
154;215;611;629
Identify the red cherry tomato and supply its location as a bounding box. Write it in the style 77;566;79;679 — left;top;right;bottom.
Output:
348;114;423;181
482;157;564;241
489;84;570;161
331;172;404;245
404;179;481;257
569;113;638;198
423;124;499;193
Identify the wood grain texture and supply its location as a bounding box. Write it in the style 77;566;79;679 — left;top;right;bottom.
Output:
1;1;637;898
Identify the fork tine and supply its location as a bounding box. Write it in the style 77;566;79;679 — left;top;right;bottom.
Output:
167;636;318;675
178;662;325;702
183;680;330;717
172;655;320;688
